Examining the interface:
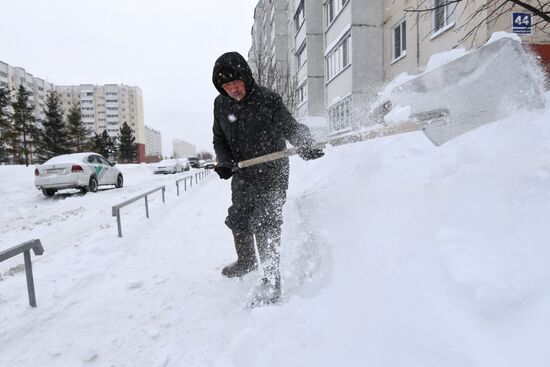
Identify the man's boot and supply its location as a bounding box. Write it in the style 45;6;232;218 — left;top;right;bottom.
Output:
251;232;281;306
221;232;258;278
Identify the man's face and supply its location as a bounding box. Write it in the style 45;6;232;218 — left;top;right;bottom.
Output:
222;80;246;101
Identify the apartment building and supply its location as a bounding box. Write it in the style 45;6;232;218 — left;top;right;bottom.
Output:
289;0;327;137
322;0;383;134
249;0;550;137
145;126;162;163
56;84;146;161
0;60;55;127
0;59;148;162
173;139;196;159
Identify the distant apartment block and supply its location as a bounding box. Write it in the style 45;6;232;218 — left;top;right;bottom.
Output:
0;60;55;127
145;126;162;162
249;0;550;137
0;59;148;162
172;139;196;159
56;84;146;161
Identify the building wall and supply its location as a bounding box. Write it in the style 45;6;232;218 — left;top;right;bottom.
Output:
145;125;162;160
172;139;196;159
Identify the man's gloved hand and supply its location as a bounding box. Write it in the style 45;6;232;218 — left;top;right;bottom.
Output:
297;145;325;161
214;161;235;180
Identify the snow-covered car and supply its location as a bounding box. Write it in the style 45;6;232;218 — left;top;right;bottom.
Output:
34;152;123;197
177;158;191;171
153;159;184;174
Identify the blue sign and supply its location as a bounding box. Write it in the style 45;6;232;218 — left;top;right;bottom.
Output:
512;12;532;35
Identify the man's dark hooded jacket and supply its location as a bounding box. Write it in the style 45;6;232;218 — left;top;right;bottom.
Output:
212;52;315;232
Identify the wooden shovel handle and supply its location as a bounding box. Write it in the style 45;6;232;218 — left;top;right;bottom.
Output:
237;121;420;169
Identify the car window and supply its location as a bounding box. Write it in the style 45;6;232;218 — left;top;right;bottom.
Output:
91;155;102;164
98;156;111;166
87;156;96;163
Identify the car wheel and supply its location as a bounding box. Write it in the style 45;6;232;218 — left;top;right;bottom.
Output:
115;174;124;188
88;176;98;193
42;188;56;197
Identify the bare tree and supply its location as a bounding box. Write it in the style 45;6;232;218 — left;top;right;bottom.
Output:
405;0;550;44
249;35;298;113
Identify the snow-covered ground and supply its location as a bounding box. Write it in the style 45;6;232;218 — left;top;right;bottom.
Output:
2;89;550;366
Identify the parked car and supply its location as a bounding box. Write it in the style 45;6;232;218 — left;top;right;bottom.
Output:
187;156;200;168
204;160;217;169
153;159;184;174
34;152;123;197
177;158;191;171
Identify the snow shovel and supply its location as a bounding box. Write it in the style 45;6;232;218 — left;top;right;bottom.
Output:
237;110;449;169
238;37;546;170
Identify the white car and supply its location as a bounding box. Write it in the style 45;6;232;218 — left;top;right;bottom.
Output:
177;158;191;171
34;152;123;197
153;159;184;174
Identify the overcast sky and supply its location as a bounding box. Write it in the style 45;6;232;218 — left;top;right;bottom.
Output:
0;0;258;156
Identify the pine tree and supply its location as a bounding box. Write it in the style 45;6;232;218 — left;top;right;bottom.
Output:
11;85;35;166
0;86;12;163
92;132;107;157
66;103;89;152
106;133;119;161
37;90;70;162
93;130;116;159
118;122;136;163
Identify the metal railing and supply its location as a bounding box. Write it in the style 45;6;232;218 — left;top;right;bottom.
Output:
194;169;210;184
112;186;166;237
0;239;44;307
176;169;211;195
175;175;193;196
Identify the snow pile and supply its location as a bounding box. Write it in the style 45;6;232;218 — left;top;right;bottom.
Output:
2;94;550;365
424;47;467;72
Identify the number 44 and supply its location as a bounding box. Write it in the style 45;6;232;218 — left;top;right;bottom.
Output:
514;15;530;26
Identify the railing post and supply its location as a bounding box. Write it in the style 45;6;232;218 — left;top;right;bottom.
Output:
176;181;180;196
116;209;122;237
145;196;149;218
184;178;187;191
162;187;165;203
23;250;37;307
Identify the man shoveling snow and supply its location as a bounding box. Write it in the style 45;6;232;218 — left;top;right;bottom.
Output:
211;51;324;306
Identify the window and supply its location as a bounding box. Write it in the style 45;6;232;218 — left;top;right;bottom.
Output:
392;19;407;61
296;42;307;68
326;0;349;26
327;96;352;133
296;80;307;105
294;0;305;32
0;71;7;78
433;0;455;33
326;32;351;81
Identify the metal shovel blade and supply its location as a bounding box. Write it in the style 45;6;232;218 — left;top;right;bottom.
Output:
390;37;546;146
